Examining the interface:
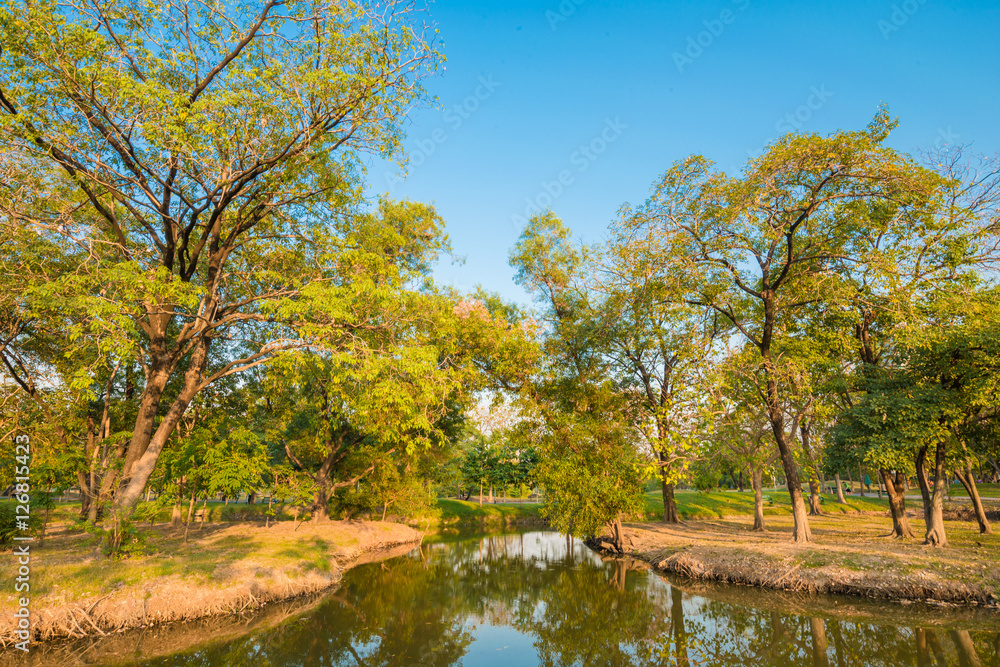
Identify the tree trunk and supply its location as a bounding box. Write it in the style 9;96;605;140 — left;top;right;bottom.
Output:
834;473;846;504
661;474;679;523
955;461;992;534
916;445;933;531
78;470;92;520
200;497;209;530
479;478;483;507
170;498;183;528
183;488;196;542
858;464;865;497
115;337;211;517
609;515;625;554
752;466;766;531
311;481;331;522
765;392;812;542
800;420;823;516
924;440;948;547
807;476;822;515
880;469;914;539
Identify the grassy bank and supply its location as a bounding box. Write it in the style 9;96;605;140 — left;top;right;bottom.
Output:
0;520;420;645
595;513;1000;608
413;498;545;528
642;489;892;520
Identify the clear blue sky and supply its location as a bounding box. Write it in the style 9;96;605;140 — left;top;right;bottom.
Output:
364;0;1000;305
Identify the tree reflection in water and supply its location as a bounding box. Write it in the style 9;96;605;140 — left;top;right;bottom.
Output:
132;532;998;667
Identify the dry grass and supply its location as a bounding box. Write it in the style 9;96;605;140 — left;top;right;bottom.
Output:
605;512;1000;608
0;520;420;645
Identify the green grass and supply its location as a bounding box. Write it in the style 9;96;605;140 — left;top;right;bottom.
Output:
641;489;891;521
417;498;544;527
923;483;1000;499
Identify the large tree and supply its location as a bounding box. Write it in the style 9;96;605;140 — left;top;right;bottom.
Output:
601;225;716;523
0;0;440;521
623;110;935;542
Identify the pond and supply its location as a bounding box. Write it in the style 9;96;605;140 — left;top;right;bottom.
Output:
29;531;1000;666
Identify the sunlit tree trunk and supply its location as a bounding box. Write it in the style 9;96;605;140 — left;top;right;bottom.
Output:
800;420;823;516
752;467;766;531
760;291;811;542
955;461;992;534
880;469;914;538
661;474;679;523
834;473;846;504
924;441;949;547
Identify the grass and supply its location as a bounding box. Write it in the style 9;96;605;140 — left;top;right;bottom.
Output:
414;498;544;527
642;489;891;520
0;520;419;621
907;483;1000;499
615;511;1000;609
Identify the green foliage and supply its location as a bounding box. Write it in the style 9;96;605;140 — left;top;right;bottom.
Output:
0;502;42;546
102;518;148;559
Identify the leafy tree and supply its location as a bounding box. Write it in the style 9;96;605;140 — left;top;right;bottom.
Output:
622;108;935;542
510;213;647;552
600;225;717;522
0;0;441;524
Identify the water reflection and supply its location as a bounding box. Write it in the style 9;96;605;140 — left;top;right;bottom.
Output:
81;532;1000;665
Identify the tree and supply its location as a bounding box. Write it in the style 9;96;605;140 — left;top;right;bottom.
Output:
822;146;1000;540
707;347;780;531
509;213;647;552
622;109;935;542
0;0;441;523
599;228;716;522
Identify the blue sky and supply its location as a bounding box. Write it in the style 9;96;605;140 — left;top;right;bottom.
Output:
364;0;1000;305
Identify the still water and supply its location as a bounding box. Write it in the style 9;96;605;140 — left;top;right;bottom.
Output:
47;531;1000;666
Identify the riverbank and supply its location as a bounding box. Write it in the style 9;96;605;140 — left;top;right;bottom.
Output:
592;514;1000;608
0;520;421;646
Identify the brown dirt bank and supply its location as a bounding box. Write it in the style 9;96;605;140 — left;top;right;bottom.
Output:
0;520;420;648
590;514;1000;609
